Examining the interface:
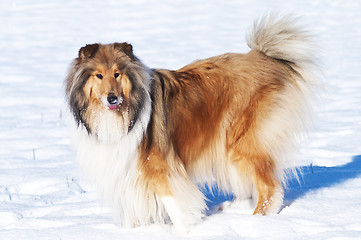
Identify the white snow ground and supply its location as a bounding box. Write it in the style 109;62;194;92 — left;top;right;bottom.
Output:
1;0;361;239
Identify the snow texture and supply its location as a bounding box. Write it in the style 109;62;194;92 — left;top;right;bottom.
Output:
1;0;361;239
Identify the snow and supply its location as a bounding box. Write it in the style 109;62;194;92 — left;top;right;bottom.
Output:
1;0;361;239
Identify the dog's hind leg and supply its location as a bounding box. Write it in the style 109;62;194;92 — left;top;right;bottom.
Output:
248;155;284;215
229;149;284;215
226;116;284;215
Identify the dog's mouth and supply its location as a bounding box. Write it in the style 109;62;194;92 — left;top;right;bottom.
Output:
102;93;124;110
107;104;118;110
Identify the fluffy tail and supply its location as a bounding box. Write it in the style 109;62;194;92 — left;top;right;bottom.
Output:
247;14;317;66
247;15;322;182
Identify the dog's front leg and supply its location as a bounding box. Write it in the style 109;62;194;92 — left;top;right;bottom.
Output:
159;172;206;236
139;148;206;236
161;195;189;236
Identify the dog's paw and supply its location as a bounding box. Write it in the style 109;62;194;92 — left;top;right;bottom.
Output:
220;199;255;214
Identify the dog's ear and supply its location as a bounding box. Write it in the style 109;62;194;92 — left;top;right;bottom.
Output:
78;44;100;60
114;42;135;59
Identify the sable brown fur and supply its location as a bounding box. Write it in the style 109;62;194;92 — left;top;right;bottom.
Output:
141;50;291;215
65;15;319;235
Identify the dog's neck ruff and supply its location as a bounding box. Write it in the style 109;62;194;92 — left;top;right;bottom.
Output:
72;92;152;225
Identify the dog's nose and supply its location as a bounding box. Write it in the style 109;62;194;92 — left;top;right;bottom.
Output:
107;93;118;105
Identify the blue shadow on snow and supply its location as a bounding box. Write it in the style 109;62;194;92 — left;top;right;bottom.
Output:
201;155;361;212
284;155;361;207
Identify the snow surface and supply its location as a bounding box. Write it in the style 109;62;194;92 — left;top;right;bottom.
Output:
1;0;361;239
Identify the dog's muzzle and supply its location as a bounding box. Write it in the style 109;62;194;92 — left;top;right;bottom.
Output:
107;93;120;110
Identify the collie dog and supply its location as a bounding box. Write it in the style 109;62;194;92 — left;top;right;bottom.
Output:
65;15;319;235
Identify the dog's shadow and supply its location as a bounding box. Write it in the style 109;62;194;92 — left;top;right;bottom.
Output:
283;155;361;208
202;155;361;213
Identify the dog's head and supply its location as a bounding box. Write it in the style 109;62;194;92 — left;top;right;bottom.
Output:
65;43;151;142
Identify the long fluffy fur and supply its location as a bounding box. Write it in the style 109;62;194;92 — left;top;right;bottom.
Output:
65;15;319;235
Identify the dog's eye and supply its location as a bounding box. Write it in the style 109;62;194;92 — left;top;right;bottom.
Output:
96;74;103;79
114;73;120;78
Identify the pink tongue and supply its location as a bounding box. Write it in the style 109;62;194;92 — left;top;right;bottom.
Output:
108;105;118;110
